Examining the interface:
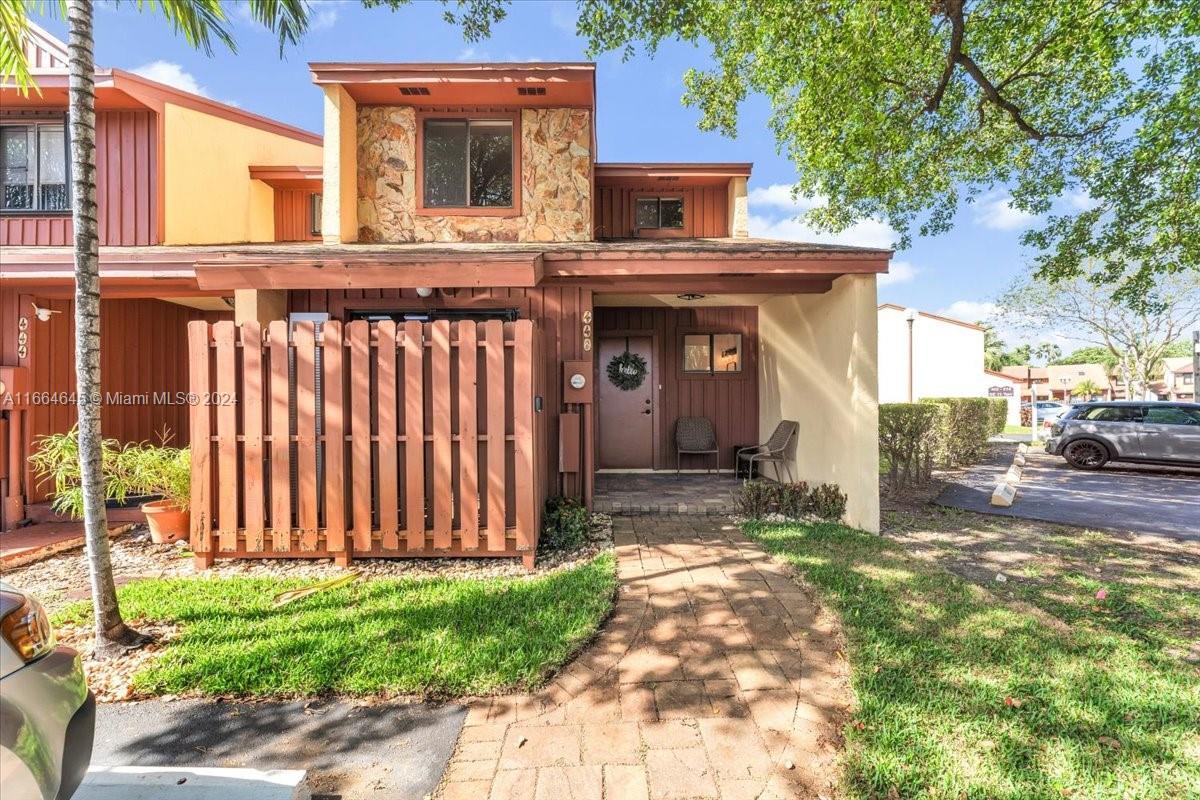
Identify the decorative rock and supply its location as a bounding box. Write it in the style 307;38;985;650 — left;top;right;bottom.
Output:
356;106;592;243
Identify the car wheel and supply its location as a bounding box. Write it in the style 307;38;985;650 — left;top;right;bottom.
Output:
1063;439;1109;470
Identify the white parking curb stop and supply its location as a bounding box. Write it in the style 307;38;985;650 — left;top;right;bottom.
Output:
990;481;1017;507
76;766;310;800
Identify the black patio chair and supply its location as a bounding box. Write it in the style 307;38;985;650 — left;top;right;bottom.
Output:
736;420;799;481
675;416;720;473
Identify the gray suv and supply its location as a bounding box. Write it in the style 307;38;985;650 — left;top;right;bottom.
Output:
1046;401;1200;469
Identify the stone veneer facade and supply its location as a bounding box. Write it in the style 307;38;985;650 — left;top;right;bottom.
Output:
357;106;591;243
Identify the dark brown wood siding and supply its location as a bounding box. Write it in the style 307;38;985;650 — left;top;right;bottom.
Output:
595;305;758;470
1;290;228;503
0;110;157;246
273;189;320;242
290;287;595;502
594;181;728;239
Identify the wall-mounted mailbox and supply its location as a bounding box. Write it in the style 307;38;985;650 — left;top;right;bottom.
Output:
562;359;593;404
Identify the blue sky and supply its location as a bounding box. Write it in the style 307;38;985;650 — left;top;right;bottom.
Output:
37;0;1056;342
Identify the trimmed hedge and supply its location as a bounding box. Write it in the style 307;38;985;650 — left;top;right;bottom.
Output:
879;403;943;489
920;397;994;465
881;397;1008;490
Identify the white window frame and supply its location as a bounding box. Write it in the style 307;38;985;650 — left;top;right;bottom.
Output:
0;118;70;213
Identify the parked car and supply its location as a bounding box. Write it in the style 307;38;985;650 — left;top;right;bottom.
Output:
1024;400;1069;424
0;583;94;800
1045;401;1200;469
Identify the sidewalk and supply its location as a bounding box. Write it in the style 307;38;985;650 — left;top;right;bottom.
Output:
0;507;141;569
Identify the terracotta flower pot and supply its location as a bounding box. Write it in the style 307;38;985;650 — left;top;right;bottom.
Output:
141;499;190;544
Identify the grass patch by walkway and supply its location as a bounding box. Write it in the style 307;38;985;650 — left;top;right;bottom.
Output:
55;553;617;698
744;521;1200;800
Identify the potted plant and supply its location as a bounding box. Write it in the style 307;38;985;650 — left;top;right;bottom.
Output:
29;427;132;520
122;442;191;544
29;430;191;544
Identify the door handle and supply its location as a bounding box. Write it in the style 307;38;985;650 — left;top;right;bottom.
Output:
642;409;652;415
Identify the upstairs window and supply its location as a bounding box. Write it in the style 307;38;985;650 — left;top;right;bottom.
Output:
309;193;322;236
1;121;69;212
635;196;684;229
422;118;514;209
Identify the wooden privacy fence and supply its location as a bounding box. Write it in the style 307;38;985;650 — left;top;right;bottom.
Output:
187;318;546;569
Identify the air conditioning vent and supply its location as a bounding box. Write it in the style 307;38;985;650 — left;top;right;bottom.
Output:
517;86;546;96
399;86;431;96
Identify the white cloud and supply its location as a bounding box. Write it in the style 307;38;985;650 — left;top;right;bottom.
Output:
1064;190;1099;211
974;195;1036;230
748;183;896;249
936;300;1000;323
877;259;919;288
131;60;209;97
310;6;340;32
457;46;494;61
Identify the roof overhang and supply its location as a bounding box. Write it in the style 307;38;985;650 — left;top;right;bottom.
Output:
308;61;596;107
2;69;322;146
595;163;753;179
2;239;890;296
249;165;323;192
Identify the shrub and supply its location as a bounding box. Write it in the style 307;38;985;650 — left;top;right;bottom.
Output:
121;442;190;511
879;403;943;489
775;481;810;519
808;483;848;522
921;397;994;465
986;398;1009;437
732;480;777;519
542;496;591;551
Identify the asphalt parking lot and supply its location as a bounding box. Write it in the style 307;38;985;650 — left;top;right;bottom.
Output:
937;445;1200;540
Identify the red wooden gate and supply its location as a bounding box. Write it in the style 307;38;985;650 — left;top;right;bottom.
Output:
187;319;545;569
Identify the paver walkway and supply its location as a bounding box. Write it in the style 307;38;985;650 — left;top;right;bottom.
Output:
438;516;851;800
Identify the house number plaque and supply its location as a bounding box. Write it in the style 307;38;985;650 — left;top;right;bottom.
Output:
16;316;29;359
581;309;592;353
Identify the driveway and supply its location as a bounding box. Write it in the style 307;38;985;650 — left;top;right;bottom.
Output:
93;698;464;800
937;445;1200;540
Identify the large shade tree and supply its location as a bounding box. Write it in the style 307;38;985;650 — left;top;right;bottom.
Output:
0;0;310;657
434;0;1199;305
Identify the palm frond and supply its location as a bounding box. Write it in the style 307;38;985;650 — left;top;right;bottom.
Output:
245;0;309;55
134;0;236;56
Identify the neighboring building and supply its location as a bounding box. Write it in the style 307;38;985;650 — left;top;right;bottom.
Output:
998;363;1115;403
1;24;319;530
877;304;1020;425
1159;357;1195;401
2;31;892;564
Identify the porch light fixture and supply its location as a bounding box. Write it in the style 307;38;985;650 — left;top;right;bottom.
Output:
416;287;434;298
677;293;705;301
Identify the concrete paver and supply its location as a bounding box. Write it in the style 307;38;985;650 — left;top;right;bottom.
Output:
437;516;850;800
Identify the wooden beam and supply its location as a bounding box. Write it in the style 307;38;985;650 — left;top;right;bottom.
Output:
194;257;544;290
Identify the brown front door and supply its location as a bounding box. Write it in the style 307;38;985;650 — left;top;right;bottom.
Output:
598;336;655;469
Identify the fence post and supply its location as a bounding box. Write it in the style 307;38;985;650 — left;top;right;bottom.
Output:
187;321;214;570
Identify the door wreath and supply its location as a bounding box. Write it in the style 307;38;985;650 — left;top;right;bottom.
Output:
606;344;648;391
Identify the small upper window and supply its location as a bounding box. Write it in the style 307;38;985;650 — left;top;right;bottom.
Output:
683;333;743;374
422;118;513;209
635;197;684;229
1;122;69;212
309;193;322;236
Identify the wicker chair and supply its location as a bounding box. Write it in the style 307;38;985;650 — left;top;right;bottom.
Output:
675;416;720;473
735;420;799;481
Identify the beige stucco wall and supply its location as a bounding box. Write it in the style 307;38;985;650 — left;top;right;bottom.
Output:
759;276;880;532
322;85;358;244
356;106;591;243
162;103;322;245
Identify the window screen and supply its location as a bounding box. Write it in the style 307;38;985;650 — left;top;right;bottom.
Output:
635;197;684;229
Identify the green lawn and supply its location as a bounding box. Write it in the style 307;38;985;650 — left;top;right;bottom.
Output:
1003;424;1032;435
56;554;617;698
744;521;1200;800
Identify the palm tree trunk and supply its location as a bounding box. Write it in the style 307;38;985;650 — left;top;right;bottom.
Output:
67;0;144;656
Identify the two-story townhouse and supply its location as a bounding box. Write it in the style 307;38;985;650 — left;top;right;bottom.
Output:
0;24;322;530
3;34;891;568
1159;357;1195;401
